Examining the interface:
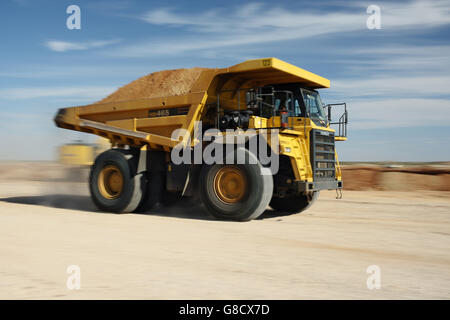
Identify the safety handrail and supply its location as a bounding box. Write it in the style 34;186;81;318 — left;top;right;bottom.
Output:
324;103;348;138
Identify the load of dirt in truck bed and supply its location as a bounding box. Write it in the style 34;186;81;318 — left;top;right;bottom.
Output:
96;67;211;104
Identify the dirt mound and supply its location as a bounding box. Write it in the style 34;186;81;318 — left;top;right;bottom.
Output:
342;166;450;191
341;167;381;191
97;67;211;104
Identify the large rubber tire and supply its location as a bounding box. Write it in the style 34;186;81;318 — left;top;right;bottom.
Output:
199;148;273;221
270;191;320;214
89;149;145;213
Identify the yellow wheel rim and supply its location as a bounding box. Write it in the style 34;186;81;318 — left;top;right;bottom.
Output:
213;166;247;204
98;165;124;200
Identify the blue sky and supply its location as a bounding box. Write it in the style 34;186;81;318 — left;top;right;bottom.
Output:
0;0;449;161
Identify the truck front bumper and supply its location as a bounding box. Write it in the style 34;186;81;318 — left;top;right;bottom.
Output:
295;180;343;192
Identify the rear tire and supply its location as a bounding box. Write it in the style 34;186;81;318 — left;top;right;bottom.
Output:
89;149;145;213
270;191;319;214
199;148;273;221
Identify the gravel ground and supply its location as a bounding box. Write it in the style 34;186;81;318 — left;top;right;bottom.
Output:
0;177;449;299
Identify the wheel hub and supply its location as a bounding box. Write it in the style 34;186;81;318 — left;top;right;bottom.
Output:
213;166;247;204
98;165;124;199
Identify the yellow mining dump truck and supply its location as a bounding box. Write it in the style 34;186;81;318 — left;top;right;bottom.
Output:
54;58;348;221
58;139;111;181
58;139;111;166
59;142;96;166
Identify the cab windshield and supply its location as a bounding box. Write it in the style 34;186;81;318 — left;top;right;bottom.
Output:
301;89;327;125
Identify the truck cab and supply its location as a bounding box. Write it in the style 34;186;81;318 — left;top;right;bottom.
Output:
214;82;347;203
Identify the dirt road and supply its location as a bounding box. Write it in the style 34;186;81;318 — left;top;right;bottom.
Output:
0;178;449;299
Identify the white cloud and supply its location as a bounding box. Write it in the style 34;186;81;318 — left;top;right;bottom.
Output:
142;1;450;32
0;64;155;79
111;1;450;57
333;44;450;77
378;0;450;28
343;98;450;130
330;75;450;98
0;86;116;100
46;39;121;52
324;73;450;130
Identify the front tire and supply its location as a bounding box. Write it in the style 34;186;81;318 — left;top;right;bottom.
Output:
89;149;145;213
199;148;273;221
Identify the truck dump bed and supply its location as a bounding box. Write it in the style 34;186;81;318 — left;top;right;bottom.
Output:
54;58;330;151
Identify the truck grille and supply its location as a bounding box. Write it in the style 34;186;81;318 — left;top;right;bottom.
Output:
310;129;335;180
